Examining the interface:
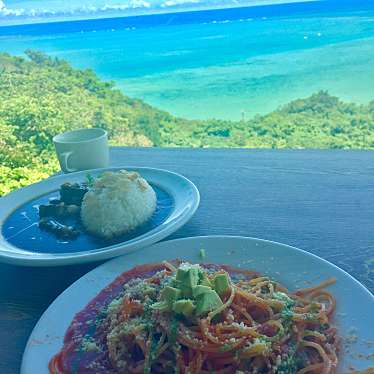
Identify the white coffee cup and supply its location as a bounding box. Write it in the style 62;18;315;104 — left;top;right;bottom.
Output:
53;128;109;173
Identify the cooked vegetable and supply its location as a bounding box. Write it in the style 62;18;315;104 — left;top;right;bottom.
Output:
38;218;80;239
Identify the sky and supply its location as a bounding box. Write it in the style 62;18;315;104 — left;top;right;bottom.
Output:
0;0;317;25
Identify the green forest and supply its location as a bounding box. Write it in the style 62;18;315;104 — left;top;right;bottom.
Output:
1;50;373;195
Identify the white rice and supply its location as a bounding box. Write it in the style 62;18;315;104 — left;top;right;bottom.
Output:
81;170;156;239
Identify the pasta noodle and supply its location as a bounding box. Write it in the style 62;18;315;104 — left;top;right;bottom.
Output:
49;261;372;374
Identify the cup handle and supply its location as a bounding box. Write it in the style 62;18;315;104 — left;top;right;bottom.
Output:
60;151;77;173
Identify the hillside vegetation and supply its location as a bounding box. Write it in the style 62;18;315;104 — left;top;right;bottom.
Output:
1;51;373;195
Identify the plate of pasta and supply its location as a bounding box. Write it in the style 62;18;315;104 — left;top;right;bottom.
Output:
21;236;374;374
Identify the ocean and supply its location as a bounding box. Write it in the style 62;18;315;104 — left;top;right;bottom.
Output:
0;0;373;120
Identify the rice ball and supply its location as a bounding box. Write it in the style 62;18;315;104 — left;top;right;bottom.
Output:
81;170;156;239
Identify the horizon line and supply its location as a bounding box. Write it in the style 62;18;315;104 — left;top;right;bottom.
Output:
0;0;320;28
0;0;370;35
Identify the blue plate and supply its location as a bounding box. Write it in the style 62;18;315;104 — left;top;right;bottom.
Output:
0;167;199;266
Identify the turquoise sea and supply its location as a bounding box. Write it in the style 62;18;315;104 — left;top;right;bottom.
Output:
0;1;373;120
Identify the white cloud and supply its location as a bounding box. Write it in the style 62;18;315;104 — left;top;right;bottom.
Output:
101;1;151;11
0;2;152;19
161;0;201;7
0;1;26;16
101;4;129;11
0;0;318;21
129;0;151;8
0;6;26;17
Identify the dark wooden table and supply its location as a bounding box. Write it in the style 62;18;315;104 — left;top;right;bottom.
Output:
1;147;373;374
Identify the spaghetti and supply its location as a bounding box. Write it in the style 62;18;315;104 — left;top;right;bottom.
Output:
48;261;364;374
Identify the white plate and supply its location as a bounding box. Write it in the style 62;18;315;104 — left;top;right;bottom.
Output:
21;236;374;373
0;167;199;266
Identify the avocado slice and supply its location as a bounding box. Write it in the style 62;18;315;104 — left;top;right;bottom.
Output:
192;285;212;298
162;286;181;304
176;263;198;280
195;290;223;316
176;264;202;297
150;301;171;312
173;299;195;317
213;273;230;296
176;266;189;282
200;273;212;287
176;264;201;286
